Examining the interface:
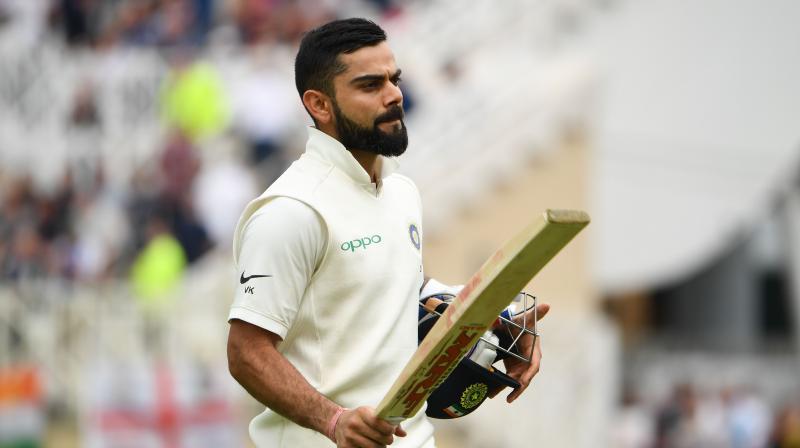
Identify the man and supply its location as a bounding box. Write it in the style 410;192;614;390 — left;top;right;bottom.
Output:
227;18;546;448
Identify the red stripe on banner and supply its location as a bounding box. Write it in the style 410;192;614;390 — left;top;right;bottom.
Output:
95;410;152;430
156;363;180;448
92;364;234;446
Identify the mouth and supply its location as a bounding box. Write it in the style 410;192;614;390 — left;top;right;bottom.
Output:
375;107;405;127
377;119;403;133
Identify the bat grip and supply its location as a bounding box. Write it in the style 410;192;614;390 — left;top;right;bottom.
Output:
382;416;405;426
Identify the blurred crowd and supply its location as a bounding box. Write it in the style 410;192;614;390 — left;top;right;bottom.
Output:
1;0;407;49
0;0;413;296
613;383;800;448
0;131;211;283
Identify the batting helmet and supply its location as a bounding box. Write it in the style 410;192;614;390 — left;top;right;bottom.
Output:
417;292;539;419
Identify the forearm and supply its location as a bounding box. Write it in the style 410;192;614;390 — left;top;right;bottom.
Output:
228;321;338;436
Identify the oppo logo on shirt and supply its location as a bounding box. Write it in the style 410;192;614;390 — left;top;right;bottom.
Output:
340;235;382;252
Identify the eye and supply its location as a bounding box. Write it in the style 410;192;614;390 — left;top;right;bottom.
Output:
361;81;381;91
391;76;403;86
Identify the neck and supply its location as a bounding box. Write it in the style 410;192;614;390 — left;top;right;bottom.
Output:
348;148;380;184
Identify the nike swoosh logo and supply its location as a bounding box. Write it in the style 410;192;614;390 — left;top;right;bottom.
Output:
240;272;272;284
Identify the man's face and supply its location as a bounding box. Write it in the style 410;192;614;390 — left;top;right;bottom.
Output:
330;42;407;157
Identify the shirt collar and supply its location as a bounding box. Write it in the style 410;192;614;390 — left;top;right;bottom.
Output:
305;127;399;187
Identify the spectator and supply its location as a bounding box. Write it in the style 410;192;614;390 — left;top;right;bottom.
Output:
130;214;186;305
770;401;800;448
612;388;655;448
191;149;258;249
725;386;773;448
48;0;103;47
6;225;47;280
161;51;229;141
159;129;200;201
655;383;728;448
159;198;212;264
227;53;299;165
233;0;278;45
72;171;132;281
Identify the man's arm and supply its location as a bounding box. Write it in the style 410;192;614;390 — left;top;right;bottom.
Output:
227;319;405;447
227;319;335;433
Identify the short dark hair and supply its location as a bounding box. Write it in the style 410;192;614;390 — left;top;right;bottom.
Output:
294;18;387;100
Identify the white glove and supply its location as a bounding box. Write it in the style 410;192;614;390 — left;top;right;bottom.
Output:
468;331;500;368
420;278;463;300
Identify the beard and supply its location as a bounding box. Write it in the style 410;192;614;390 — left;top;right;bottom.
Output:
332;101;408;157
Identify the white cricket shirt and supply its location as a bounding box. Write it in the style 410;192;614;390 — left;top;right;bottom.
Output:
229;127;435;447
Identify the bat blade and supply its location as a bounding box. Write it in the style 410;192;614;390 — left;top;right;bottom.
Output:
376;209;590;423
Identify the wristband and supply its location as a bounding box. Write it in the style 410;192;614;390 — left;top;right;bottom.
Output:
327;406;346;443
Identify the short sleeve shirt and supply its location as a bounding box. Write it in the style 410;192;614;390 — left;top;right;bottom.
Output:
228;197;326;339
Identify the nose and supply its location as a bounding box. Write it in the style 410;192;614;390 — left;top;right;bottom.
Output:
384;81;403;107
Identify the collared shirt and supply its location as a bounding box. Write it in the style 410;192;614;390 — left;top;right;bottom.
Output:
229;127;401;336
229;127;434;448
305;126;400;195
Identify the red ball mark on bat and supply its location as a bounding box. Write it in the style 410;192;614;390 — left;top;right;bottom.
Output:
443;274;482;327
491;250;505;264
401;326;483;413
457;274;482;303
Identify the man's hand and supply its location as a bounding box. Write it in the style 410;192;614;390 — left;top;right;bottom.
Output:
502;302;550;403
334;406;406;448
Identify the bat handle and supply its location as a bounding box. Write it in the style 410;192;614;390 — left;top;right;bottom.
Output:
382;416;405;426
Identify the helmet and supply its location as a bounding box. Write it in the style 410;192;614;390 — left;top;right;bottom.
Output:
417;292;539;419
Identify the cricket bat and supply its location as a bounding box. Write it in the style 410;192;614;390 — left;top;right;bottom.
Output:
376;209;590;423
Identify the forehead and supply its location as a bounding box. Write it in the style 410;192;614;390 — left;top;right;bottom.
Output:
337;41;398;79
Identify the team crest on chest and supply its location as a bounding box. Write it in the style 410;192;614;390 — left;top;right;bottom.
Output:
409;223;421;250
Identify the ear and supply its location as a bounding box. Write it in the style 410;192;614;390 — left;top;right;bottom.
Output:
302;90;333;125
